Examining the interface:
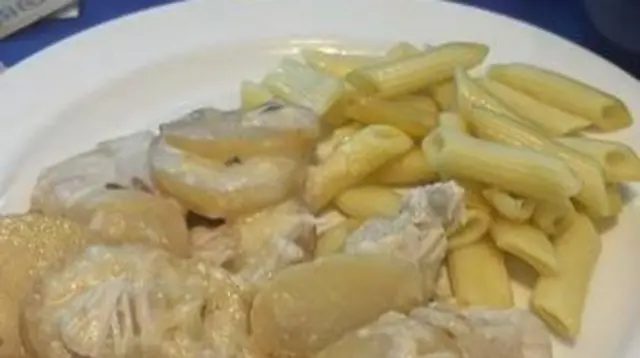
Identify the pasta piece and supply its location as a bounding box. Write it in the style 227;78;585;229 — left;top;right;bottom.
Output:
301;49;378;78
385;41;422;59
240;80;274;110
334;186;402;219
557;137;640;182
422;128;581;205
315;219;361;257
487;63;632;131
263;58;345;119
305;125;413;211
346;96;438;138
448;238;514;308
606;184;624;216
490;219;559;276
531;200;576;236
428;80;456;110
347;42;488;98
371;147;438;185
532;213;602;338
448;208;491;250
454;67;517;120
438;111;469;133
482;187;535;223
316;122;364;162
480;78;591;135
468;107;610;217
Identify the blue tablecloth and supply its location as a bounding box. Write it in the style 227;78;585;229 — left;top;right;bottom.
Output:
1;0;639;78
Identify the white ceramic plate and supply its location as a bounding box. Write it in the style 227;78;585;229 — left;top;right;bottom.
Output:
1;0;639;357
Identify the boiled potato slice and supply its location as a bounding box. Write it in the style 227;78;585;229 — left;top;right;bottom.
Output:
250;254;423;357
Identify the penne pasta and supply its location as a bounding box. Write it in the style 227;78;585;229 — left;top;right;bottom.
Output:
532;213;602;338
490;219;559;276
305;125;413;211
263;58;345;119
467;107;611;217
316;122;364;162
240;80;274;110
448;238;514;308
557;137;640;182
422;128;581;205
428;80;456;110
482;187;535;223
480;78;591;136
346;96;438;138
531;200;576;236
347;42;489;98
454;67;518;121
371;147;438;185
301;49;378;78
334;186;402;219
315;219;361;257
606;183;624;216
438;111;470;133
448;208;492;250
385;41;422;59
487;63;633;131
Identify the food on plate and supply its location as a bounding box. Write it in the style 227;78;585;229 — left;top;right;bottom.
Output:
334;185;402;219
487;63;632;131
161;100;320;161
448;238;514;308
347;42;488;97
2;39;639;358
240;80;274;110
557;136;640;182
22;245;257;358
346;96;438;138
304;124;413;211
532;213;602;339
250;254;423;358
467;106;611;217
482;187;536;223
480;77;592;136
490;218;559;276
0;214;89;358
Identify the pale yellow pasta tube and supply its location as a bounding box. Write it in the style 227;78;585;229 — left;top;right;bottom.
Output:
346;96;438;138
315;219;361;257
371;147;438;185
385;41;422;59
448;238;514;308
438;112;470;133
487;63;632;131
557;137;640;182
468;107;610;217
334;186;401;219
454;67;517;120
490;219;558;276
532;213;602;338
422;128;581;205
482;187;535;223
316;122;364;162
305;125;413;211
532;200;576;236
240;80;274;110
579;183;624;219
448;208;491;250
301;49;378;78
347;42;489;98
428;80;456;110
480;78;591;136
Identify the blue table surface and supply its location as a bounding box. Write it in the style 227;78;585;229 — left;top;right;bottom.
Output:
1;0;639;79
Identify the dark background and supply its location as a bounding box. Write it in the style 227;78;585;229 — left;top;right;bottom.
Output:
1;0;639;78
